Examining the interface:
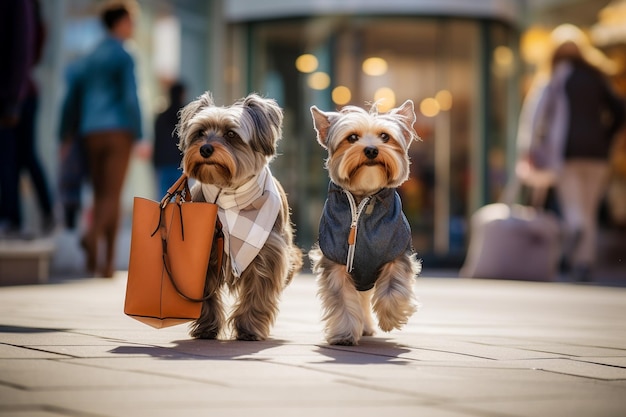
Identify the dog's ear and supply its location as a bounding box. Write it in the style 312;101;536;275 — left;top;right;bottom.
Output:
310;106;334;149
389;99;420;147
176;92;215;151
242;93;283;157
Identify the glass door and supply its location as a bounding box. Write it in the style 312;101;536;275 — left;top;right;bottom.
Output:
243;16;517;265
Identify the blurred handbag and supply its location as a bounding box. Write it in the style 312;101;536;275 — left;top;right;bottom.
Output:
124;174;223;328
460;178;561;282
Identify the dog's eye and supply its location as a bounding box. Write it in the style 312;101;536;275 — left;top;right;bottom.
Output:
380;132;390;143
226;130;237;139
347;134;359;143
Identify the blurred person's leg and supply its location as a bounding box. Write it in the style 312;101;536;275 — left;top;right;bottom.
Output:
84;131;132;277
102;131;132;277
83;134;105;273
557;161;584;262
0;125;21;233
557;159;609;281
574;160;610;277
59;138;86;230
15;94;54;233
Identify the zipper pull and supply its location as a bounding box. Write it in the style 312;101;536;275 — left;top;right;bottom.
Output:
348;224;356;245
344;190;371;273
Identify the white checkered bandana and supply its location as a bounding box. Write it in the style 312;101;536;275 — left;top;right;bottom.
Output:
200;166;280;277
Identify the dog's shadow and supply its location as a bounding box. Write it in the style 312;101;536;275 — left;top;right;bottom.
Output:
314;337;414;365
110;338;287;361
110;337;413;365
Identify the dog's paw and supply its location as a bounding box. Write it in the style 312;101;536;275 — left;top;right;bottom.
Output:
377;320;396;333
190;329;219;340
328;335;358;346
236;331;265;341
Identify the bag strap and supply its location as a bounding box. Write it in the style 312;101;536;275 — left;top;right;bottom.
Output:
154;174;224;303
162;224;224;303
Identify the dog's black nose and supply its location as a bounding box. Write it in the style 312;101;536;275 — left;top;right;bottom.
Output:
200;144;214;158
364;146;378;160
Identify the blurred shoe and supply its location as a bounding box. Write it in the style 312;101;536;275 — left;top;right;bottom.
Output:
80;235;97;274
563;229;582;264
41;215;56;236
102;265;115;278
63;205;80;230
0;223;34;240
572;264;592;283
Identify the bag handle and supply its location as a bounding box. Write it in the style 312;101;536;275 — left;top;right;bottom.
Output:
152;173;190;238
500;169;550;209
154;174;224;303
160;173;191;207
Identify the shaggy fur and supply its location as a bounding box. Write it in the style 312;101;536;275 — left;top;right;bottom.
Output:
177;92;302;341
310;100;422;346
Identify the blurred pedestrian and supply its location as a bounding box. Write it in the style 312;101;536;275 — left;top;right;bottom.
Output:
153;82;186;197
59;59;88;230
59;0;142;277
16;0;55;236
0;0;52;237
517;24;625;282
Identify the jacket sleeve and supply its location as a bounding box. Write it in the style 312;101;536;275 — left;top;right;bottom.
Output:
121;52;143;139
516;78;548;156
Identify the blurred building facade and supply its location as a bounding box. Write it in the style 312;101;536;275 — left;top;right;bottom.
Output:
34;0;625;267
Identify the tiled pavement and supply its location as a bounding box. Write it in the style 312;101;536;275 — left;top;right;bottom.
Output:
1;272;625;417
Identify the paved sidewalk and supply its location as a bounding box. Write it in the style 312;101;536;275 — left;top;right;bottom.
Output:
1;273;625;417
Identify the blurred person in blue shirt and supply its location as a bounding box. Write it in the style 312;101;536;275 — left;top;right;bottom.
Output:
60;1;142;278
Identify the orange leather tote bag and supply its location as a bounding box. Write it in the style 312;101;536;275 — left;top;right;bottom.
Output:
124;174;223;328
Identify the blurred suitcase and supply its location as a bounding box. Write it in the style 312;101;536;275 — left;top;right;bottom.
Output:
460;203;561;281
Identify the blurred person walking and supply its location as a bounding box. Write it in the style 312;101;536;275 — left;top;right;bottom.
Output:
59;60;88;231
16;0;55;236
152;82;186;197
60;1;142;277
517;24;625;282
0;0;53;237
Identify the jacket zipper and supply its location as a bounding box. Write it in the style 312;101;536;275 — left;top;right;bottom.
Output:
344;190;372;273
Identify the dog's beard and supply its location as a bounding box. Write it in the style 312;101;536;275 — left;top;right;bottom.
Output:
328;141;409;195
182;141;237;187
182;140;266;189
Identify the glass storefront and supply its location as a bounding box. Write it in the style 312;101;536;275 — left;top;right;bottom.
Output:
236;17;519;265
40;1;521;268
